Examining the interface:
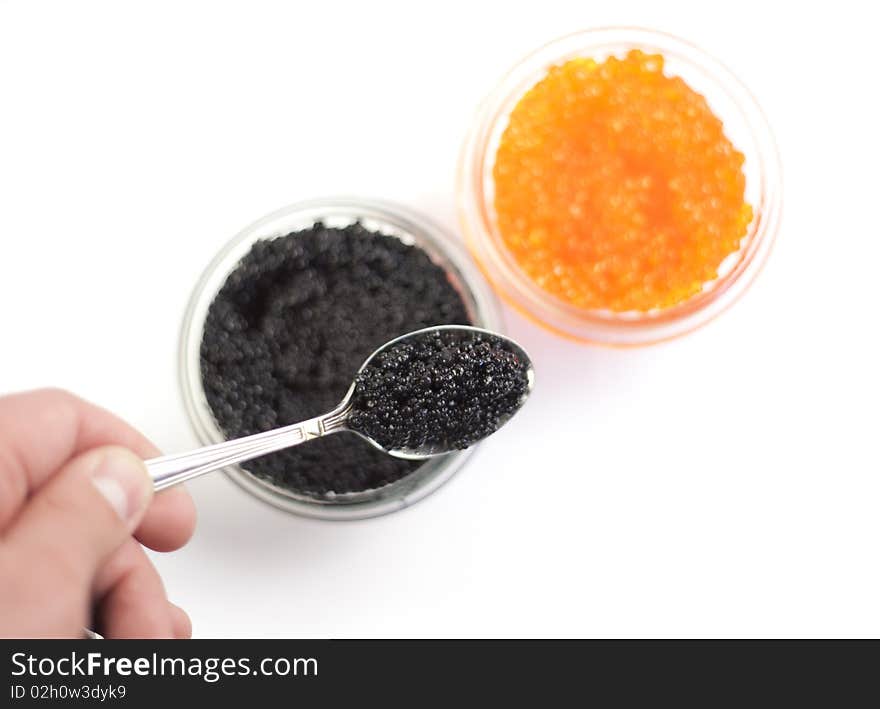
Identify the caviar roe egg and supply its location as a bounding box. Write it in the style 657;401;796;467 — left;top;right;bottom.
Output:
493;49;753;312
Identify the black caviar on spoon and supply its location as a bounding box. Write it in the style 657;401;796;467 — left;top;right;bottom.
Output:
348;326;534;457
147;326;534;489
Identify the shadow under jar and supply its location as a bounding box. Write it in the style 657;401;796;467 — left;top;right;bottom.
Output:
179;198;502;520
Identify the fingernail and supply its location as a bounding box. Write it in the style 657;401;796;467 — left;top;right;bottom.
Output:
91;448;152;526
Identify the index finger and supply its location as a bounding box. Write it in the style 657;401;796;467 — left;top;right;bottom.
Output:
0;388;196;551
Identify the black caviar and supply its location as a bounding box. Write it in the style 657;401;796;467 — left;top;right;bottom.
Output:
348;329;531;454
200;222;471;496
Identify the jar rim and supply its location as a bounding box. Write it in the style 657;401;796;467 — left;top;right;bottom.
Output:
457;26;783;345
178;196;502;520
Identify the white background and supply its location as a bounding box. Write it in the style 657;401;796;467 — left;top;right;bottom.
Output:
1;0;878;638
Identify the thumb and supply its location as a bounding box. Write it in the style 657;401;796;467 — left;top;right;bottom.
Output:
7;445;153;592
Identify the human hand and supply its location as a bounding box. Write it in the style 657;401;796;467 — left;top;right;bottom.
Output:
0;389;196;638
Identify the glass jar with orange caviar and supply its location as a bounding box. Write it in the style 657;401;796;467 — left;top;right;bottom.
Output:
458;28;782;346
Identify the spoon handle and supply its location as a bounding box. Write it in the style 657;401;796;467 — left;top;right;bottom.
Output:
145;403;351;491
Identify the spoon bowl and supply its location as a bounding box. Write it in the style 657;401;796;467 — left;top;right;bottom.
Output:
345;325;535;459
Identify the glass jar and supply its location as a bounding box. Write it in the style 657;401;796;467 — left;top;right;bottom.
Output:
457;27;783;346
179;197;502;520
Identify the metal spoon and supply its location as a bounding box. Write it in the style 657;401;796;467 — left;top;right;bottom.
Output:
147;325;534;490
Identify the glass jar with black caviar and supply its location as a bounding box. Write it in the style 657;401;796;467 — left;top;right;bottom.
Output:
179;197;502;520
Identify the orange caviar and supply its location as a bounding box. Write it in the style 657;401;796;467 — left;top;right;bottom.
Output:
493;50;753;312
